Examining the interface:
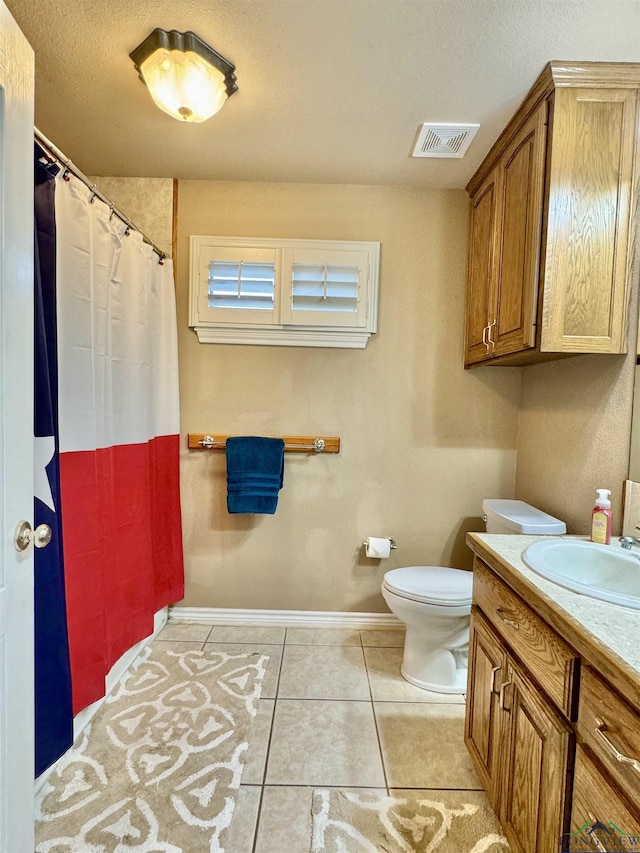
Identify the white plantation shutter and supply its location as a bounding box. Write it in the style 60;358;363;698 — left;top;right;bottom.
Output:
196;246;278;324
208;260;275;310
189;237;379;347
281;248;369;327
291;264;359;312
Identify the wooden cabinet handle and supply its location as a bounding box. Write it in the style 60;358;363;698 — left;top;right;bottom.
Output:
487;319;496;348
595;717;640;774
489;665;500;693
499;679;512;710
586;816;607;853
496;607;520;630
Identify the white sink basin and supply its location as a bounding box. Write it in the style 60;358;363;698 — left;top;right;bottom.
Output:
522;539;640;610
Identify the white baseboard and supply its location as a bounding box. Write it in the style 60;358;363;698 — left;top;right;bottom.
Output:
168;606;402;630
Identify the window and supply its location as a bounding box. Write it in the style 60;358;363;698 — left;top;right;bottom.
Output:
189;236;380;348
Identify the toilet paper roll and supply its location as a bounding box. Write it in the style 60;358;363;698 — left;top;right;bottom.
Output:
365;537;392;559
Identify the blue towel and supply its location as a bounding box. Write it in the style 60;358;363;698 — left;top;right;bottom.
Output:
226;436;285;514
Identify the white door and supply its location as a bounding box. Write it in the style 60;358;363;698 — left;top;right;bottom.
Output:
0;4;35;852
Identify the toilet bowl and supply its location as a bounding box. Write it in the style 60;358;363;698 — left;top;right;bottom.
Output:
382;499;566;693
382;566;472;693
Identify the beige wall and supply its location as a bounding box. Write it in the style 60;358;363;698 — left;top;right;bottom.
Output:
515;240;639;535
89;176;174;257
515;354;634;533
74;175;640;606
175;181;522;611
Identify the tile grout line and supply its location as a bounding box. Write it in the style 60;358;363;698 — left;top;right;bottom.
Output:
361;630;390;795
251;630;287;853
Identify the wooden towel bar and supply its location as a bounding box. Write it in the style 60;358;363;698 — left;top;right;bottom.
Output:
187;433;340;453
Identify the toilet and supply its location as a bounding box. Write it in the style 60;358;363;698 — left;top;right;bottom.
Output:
381;499;566;693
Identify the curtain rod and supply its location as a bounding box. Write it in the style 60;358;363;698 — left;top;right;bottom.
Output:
34;127;166;261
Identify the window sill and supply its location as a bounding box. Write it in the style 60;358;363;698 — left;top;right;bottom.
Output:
192;325;373;349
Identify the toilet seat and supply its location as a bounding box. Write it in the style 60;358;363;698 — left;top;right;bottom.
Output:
382;566;472;607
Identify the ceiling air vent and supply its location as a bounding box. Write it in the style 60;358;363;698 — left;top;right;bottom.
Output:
411;123;479;158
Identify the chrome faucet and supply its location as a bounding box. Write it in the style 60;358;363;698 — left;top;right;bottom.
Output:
619;535;640;550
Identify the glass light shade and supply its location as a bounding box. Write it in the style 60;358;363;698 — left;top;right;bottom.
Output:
140;48;228;123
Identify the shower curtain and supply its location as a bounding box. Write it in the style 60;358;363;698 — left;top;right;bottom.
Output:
34;149;184;774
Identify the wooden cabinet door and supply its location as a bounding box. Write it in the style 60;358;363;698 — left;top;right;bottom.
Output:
464;168;499;366
569;746;640;846
465;610;508;809
541;86;639;354
492;102;547;357
500;662;572;853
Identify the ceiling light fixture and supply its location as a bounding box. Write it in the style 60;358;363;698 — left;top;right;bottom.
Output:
129;28;238;123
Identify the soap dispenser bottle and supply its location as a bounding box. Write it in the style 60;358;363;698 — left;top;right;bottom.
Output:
591;489;612;545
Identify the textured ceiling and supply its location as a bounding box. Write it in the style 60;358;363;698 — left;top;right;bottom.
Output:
8;0;640;187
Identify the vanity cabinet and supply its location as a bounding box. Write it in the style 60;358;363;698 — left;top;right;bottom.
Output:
572;667;640;836
466;611;572;853
571;747;640;845
465;611;506;803
465;545;640;852
464;62;640;368
466;560;576;853
501;660;572;852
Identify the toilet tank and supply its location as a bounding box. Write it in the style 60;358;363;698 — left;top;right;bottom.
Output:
482;499;566;535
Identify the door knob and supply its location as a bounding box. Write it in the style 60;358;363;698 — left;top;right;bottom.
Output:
14;520;52;552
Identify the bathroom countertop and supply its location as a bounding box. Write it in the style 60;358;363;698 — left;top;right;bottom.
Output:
466;533;640;707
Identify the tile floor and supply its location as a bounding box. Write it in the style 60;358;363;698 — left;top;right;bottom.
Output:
154;622;488;853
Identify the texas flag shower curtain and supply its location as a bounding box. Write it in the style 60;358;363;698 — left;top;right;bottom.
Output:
34;151;73;777
35;156;184;773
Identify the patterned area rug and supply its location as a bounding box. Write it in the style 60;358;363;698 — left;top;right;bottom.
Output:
311;789;511;853
35;645;268;853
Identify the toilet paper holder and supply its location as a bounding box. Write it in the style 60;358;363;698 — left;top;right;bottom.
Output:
362;537;397;550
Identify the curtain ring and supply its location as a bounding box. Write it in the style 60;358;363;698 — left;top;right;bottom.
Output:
89;192;96;204
62;168;71;182
124;227;131;237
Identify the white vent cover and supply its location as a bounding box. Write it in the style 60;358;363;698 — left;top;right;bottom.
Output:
412;123;480;158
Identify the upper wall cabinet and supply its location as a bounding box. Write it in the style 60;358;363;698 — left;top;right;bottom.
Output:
464;62;640;368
